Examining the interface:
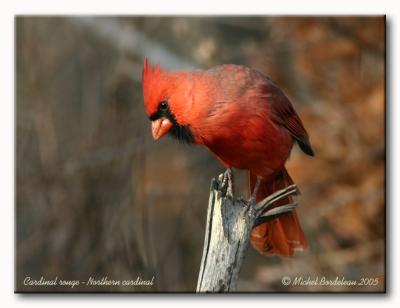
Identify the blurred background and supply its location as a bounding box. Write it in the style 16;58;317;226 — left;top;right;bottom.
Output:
16;16;385;292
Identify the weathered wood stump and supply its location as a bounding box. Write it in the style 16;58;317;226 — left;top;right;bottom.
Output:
196;173;298;292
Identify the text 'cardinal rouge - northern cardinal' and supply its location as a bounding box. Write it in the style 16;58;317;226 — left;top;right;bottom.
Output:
142;59;314;256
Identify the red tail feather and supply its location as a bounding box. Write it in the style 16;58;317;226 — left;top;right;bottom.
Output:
249;169;307;256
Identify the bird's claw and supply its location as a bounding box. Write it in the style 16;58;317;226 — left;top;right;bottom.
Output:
221;168;234;198
244;195;258;217
246;177;261;210
250;184;299;224
247;195;257;208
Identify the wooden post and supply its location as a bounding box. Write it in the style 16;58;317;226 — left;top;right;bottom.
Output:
196;174;298;292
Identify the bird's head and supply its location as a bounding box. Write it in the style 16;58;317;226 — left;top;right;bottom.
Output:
142;58;194;143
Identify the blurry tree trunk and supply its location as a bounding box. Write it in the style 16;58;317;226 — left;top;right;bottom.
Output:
196;174;298;292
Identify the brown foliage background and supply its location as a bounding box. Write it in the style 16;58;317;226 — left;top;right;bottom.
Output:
16;16;385;292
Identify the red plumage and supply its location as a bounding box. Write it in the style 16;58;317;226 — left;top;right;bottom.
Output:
142;59;314;256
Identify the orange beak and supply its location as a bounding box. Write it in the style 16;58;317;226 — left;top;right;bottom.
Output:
151;117;173;140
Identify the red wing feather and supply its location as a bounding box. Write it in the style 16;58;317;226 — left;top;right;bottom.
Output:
266;84;314;156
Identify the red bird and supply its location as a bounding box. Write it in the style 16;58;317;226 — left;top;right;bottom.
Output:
142;59;314;256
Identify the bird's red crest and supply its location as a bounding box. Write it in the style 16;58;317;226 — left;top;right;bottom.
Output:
142;58;168;116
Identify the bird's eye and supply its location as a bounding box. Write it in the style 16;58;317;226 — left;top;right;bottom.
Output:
159;101;168;110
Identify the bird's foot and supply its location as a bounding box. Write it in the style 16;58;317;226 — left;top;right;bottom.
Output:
221;168;234;198
246;177;262;208
244;177;261;217
252;184;299;223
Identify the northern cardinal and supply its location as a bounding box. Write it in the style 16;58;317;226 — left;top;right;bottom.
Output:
142;59;314;256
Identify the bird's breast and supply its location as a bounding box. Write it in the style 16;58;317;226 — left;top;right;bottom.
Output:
199;110;294;177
